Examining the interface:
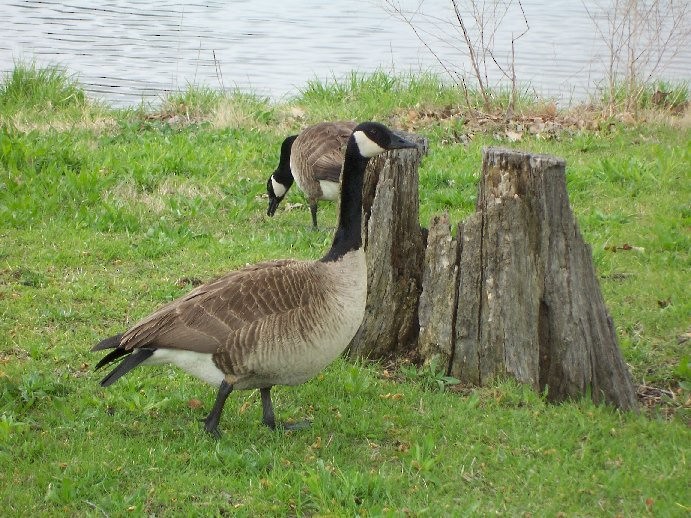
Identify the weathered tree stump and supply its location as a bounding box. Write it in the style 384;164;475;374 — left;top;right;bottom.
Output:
348;142;636;410
418;147;637;409
346;134;429;358
417;213;458;368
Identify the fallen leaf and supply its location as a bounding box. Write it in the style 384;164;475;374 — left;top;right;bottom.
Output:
396;441;410;453
380;393;403;400
187;398;203;409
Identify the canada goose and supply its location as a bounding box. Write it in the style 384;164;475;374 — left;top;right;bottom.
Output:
266;121;357;228
93;121;417;437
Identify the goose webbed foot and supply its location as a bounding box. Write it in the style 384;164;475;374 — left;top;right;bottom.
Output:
282;420;312;431
201;380;233;439
260;387;311;431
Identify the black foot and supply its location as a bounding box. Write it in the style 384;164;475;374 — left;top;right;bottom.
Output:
200;416;222;439
281;420;312;431
262;419;312;431
259;387;311;432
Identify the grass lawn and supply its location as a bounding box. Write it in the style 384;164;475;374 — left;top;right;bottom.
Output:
0;65;689;515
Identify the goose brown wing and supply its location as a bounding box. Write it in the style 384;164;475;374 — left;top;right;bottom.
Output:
311;150;344;183
305;121;356;183
119;259;314;353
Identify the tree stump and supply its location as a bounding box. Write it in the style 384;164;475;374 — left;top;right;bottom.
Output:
418;147;637;409
417;213;458;368
346;134;429;358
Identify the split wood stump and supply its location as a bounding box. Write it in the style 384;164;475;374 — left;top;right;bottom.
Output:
346;133;429;359
353;144;637;410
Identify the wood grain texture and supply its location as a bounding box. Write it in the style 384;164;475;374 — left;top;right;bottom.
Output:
417;213;458;369
346;142;635;410
444;147;635;409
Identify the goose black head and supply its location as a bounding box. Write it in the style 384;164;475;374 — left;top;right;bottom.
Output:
266;134;298;217
351;121;419;158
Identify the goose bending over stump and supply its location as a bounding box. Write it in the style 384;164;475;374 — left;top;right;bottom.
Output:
92;121;418;437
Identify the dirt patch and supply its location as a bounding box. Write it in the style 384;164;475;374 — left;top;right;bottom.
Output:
637;384;690;422
389;101;690;142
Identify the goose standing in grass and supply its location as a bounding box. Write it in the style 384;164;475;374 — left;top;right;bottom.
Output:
93;121;417;437
266;121;357;228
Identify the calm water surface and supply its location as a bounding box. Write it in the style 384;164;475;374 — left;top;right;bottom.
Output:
2;0;689;106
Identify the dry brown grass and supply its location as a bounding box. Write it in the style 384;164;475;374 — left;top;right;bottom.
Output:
105;177;224;214
389;100;689;140
1;110;118;133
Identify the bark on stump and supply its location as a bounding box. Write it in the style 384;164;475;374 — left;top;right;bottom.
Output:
418;213;458;369
346;134;429;358
418;147;637;409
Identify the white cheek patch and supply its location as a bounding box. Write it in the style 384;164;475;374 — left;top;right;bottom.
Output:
353;130;386;157
318;180;340;200
271;177;287;198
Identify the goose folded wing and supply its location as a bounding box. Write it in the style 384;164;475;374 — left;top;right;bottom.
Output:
311;149;344;183
119;259;314;353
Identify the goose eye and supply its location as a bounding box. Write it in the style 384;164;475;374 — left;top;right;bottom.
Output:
367;128;381;142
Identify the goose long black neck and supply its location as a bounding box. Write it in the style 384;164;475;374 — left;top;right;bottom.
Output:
274;135;297;184
321;140;369;262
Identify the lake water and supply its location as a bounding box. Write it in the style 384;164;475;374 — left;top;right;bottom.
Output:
2;0;689;107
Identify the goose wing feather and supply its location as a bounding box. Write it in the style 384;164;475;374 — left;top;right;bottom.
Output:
119;259;322;355
299;121;356;183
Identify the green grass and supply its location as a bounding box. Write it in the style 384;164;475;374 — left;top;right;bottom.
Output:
597;79;690;113
0;62;86;111
0;67;689;515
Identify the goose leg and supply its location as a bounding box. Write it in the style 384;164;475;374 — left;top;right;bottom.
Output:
309;202;318;229
260;386;311;431
202;380;233;438
260;387;277;429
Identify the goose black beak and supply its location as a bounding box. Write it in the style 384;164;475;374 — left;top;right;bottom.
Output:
389;133;419;151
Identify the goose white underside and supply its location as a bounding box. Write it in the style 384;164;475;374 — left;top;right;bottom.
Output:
143;349;224;386
318;180;340;200
133;250;366;391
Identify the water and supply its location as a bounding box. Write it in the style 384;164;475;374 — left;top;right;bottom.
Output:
2;0;689;107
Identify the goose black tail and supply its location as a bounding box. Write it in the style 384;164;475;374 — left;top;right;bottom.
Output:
95;347;132;371
99;348;155;387
92;333;124;352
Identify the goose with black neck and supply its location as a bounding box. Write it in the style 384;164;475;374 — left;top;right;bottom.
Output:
266;121;356;228
92;121;418;437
